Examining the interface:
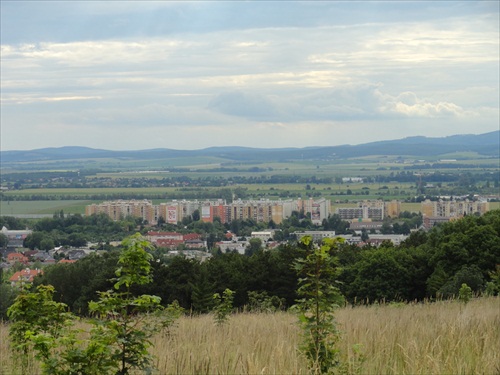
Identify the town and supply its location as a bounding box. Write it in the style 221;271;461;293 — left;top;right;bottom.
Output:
1;194;493;285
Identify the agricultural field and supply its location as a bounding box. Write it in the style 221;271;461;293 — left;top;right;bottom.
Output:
2;149;498;217
0;200;92;216
1;297;498;374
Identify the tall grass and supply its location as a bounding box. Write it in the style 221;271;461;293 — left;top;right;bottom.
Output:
153;312;307;375
336;297;500;374
1;297;499;374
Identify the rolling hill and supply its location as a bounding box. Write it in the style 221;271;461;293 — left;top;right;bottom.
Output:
1;131;498;165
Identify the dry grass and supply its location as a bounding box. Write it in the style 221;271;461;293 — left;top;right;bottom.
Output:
153;312;307;375
336;298;500;374
1;297;499;374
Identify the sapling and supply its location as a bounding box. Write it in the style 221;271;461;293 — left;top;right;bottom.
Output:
212;288;234;326
88;233;183;375
8;233;183;375
294;236;345;374
458;283;472;304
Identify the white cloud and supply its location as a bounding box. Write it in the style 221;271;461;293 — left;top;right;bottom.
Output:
0;2;498;150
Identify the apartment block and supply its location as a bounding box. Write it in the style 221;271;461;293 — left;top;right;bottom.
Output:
298;198;330;225
336;200;400;221
420;199;489;218
85;197;331;226
294;231;336;242
85;200;156;224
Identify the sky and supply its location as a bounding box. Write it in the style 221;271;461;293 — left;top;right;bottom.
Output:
1;1;499;151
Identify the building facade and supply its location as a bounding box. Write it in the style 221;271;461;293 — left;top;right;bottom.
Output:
85;200;156;224
86;197;331;226
336;200;401;221
421;199;489;218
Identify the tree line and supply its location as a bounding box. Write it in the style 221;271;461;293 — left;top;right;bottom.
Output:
1;210;497;321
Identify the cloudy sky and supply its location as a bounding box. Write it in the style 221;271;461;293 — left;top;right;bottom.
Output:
1;1;499;151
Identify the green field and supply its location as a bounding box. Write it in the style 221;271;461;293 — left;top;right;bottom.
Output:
0;200;93;216
2;151;498;217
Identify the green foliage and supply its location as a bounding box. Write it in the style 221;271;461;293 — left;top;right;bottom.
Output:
88;233;182;374
190;267;216;313
344;247;415;303
458;283;472;304
114;234;154;289
7;284;75;374
247;290;285;313
0;233;8;248
212;288;234;326
245;237;263;256
0;282;18;320
438;265;484;299
22;212;140;249
34;251;119;315
485;265;500;296
7;233;183;375
294;236;345;374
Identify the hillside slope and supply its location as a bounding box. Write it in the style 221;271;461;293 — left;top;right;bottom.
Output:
1;131;498;164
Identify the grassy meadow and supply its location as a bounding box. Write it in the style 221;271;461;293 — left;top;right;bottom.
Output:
1;297;499;374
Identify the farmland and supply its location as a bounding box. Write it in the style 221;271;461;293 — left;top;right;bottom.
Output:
1;141;499;218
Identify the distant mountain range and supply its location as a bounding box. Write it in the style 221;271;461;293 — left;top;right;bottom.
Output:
1;131;499;164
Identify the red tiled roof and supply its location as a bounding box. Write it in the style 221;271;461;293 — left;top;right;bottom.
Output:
7;253;29;263
148;231;182;236
157;239;183;247
9;268;43;283
183;233;201;241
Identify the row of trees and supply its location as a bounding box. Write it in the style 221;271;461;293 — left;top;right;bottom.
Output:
3;169;498;189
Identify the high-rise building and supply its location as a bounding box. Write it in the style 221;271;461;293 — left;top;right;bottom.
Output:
421;199;489;218
85;197;331;226
85;200;156;224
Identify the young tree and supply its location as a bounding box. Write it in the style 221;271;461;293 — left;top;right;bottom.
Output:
458;283;472;304
8;233;182;375
7;285;76;374
88;233;183;374
294;236;345;374
212;288;234;326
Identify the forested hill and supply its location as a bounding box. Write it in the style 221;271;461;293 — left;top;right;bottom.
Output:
2;131;499;163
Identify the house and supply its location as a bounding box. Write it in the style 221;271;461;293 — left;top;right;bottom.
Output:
23;250;39;259
32;252;51;262
59;259;77;264
251;231;275;242
9;268;43;287
224;231;236;240
216;240;249;255
7;252;29;265
66;249;87;260
156;239;184;249
294;231;336;242
1;226;32;248
184;239;207;249
146;231;183;244
148;231;203;249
